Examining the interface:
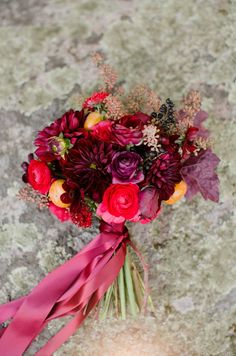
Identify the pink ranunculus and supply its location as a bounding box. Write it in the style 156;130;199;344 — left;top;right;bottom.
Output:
96;202;126;224
27;159;52;194
97;183;140;223
49;202;71;222
90;120;112;142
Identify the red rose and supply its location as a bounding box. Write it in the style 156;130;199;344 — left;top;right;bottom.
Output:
110;123;143;146
97;183;140;223
91;113;150;146
28;159;52;194
92;120;143;146
109;112;150;147
119;112;150;128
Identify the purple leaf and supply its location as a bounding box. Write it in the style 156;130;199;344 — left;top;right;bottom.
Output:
181;149;220;202
193;110;209;138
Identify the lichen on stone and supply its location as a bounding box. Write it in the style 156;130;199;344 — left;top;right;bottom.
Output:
0;0;236;355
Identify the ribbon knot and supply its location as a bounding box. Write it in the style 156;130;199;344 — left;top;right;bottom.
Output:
99;220;128;236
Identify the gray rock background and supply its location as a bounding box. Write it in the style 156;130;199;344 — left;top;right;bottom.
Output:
0;0;235;355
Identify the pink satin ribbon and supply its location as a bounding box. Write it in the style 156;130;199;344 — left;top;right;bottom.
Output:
0;221;129;355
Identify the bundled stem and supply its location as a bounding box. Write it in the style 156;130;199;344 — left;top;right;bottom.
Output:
98;246;154;320
118;266;126;320
124;251;138;317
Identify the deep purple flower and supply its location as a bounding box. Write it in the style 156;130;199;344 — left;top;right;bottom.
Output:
109;151;144;184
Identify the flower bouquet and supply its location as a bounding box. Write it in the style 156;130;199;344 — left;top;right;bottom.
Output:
0;54;220;355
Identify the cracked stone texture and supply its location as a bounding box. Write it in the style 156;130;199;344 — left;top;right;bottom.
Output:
0;0;235;355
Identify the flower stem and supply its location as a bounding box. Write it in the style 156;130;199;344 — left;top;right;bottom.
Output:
131;262;144;310
129;241;149;314
118;266;126;320
136;269;155;313
124;252;138;317
100;284;113;320
113;279;119;318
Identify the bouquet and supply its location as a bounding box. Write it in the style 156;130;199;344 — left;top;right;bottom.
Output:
0;54;220;355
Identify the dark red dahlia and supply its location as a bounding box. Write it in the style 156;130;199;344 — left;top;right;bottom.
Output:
62;137;115;202
35;110;86;162
146;152;182;201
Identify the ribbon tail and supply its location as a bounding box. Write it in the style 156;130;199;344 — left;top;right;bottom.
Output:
36;243;127;355
0;296;26;324
0;222;129;356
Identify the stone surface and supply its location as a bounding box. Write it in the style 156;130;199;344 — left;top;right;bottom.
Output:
0;0;236;355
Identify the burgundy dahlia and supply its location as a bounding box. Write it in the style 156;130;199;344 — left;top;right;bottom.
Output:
147;152;182;201
62;137;115;202
35;110;85;162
